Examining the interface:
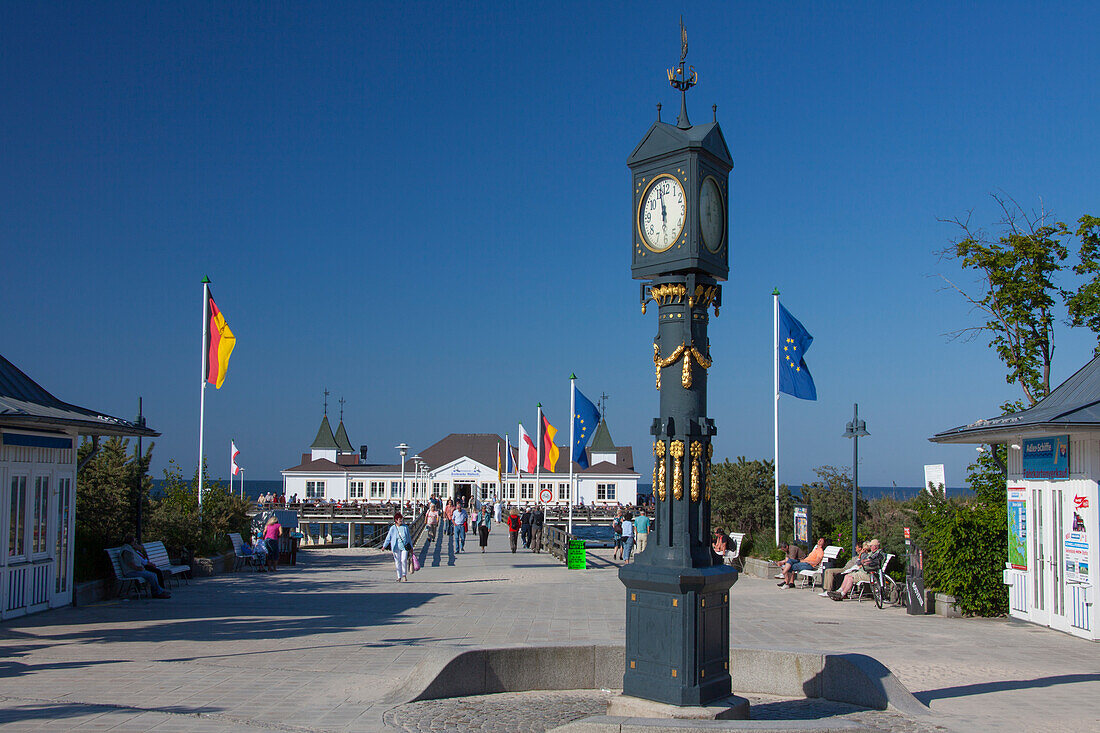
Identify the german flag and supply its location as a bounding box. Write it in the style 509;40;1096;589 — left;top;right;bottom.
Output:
206;290;236;389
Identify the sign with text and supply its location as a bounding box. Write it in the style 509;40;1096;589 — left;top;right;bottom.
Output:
1065;491;1089;583
1007;488;1027;570
567;538;586;569
1022;436;1070;479
923;464;945;493
793;505;810;545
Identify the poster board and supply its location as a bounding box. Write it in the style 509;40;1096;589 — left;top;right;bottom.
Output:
1007;488;1027;571
793;505;810;545
1064;491;1089;583
1022;436;1070;480
923;464;945;493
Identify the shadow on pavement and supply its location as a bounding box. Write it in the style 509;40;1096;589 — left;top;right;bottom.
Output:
915;673;1100;703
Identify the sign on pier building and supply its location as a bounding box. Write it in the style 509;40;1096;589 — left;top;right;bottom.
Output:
281;416;639;507
932;357;1100;641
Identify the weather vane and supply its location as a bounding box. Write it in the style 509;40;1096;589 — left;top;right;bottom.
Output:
667;16;697;128
323;388;330;415
339;396;346;421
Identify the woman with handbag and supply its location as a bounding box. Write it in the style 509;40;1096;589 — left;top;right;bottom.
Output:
382;513;412;582
477;504;492;552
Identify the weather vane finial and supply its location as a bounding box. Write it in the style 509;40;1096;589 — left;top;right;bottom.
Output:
667;15;697;129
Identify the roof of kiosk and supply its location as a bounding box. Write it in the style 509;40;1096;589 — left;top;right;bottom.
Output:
931;355;1100;444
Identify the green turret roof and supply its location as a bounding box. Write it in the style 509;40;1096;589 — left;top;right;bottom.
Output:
311;415;339;450
333;420;354;453
590;419;616;452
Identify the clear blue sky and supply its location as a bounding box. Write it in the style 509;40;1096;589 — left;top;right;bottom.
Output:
2;2;1098;487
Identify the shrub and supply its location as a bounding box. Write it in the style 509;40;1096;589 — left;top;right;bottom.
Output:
710;457;793;553
146;459;253;559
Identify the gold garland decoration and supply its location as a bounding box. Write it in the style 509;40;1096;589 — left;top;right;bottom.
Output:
670;440;685;500
690;441;703;502
655;440;667;501
706;443;714;501
654;341;713;389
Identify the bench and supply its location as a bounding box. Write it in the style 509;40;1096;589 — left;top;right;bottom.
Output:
141;541;191;586
105;547;150;599
797;545;843;588
229;532;261;571
724;532;745;570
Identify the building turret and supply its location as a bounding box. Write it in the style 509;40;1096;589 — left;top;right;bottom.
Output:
310;415;339;462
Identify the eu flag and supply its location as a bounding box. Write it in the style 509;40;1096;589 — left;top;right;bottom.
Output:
572;387;601;468
778;302;817;401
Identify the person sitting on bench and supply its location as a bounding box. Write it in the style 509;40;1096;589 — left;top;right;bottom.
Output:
784;537;826;586
829;539;885;600
119;535;171;599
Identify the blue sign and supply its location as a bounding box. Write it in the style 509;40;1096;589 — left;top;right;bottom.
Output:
1022;436;1070;480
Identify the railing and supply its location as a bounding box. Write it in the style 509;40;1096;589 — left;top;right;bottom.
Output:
544;525;571;563
359;510;427;550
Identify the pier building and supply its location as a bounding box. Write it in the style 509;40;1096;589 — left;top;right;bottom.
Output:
281;415;639;507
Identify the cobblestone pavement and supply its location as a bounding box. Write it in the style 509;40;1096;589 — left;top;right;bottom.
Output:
0;530;1096;732
382;691;953;733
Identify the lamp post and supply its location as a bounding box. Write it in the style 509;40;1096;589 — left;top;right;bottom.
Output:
842;403;869;557
396;443;409;503
410;454;422;504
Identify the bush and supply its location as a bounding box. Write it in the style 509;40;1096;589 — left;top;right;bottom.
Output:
146;459;253;559
710;457;793;554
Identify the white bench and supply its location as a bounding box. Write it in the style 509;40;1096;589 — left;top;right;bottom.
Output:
141;541;191;586
724;532;745;570
797;545;843;588
105;547;149;598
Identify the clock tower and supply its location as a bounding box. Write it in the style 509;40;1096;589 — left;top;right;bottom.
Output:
616;22;744;715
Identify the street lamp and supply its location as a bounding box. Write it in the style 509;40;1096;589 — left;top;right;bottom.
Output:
842;403;869;557
396;443;409;503
410;454;422;501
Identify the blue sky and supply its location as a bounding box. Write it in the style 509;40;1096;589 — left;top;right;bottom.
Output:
2;2;1098;487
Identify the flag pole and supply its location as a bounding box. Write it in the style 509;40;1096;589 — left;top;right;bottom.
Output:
568;374;576;534
198;276;210;517
536;403;542;509
773;288;780;546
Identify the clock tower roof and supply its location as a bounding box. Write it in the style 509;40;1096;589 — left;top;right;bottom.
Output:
627;120;732;169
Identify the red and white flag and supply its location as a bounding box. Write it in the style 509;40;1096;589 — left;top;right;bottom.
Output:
518;423;538;473
231;440;241;476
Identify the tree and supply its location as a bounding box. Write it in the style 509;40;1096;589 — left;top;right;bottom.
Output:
940;195;1100;406
146;458;252;559
799;465;868;549
708;457;792;557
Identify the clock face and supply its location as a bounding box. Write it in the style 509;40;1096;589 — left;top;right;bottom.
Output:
699;176;725;252
639;175;686;252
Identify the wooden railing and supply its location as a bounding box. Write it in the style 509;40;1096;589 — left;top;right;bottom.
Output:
544;525;572;564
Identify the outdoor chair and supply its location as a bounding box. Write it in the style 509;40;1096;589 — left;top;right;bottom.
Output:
229;532;261;571
105;547;149;599
141;541;191;586
797;545;843;588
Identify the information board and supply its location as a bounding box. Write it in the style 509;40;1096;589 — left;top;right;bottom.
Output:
1065;491;1089;583
793;505;810;544
1007;488;1027;571
567;538;586;569
1022;436;1070;479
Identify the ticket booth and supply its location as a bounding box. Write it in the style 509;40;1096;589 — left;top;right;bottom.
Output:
932;360;1100;641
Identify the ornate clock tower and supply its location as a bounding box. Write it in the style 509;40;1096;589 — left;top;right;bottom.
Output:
617;24;742;712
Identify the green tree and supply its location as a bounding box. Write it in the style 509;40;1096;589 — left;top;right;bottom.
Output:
708;457;792;557
799;465;868;549
146;458;252;559
74;437;152;582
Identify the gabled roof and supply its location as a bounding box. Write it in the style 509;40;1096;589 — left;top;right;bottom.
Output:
420;433;503;470
627;120;733;168
311;415;339;450
284;457;343;473
589;419;616;452
333;421;354;453
931;355;1100;443
0;353;157;438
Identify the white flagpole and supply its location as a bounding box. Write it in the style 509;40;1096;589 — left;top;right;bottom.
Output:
198;278;210;517
773;288;780;546
536;404;542;508
568;376;576;534
505;433;511;504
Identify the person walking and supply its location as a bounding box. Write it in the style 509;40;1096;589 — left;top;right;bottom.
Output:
520;506;532;549
262;516;282;572
477;504;492;552
453;504;469;553
634;511;650;555
531;504;545;553
506;507;521;553
494;498;503;524
382;513;412;582
621;512;636;562
443;499;455;536
425;503;440;543
611;510;624;560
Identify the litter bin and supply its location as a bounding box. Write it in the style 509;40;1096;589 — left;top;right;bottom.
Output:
906;549;929;615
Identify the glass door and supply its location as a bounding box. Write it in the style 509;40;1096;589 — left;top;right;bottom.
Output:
1049;487;1072;633
1030;487;1049;625
52;475;73;606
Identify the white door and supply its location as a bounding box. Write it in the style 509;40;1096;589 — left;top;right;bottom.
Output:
1029;487;1050;626
1048;486;1071;633
50;475;74;607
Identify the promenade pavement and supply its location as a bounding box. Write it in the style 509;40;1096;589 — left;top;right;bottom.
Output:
0;526;1096;732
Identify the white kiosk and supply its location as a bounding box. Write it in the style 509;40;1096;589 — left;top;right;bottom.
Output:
932;358;1099;640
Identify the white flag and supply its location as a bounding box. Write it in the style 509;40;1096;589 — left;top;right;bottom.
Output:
231;440;241;476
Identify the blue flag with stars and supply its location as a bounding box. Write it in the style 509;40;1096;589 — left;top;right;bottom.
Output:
572;387;601;469
778;301;817;401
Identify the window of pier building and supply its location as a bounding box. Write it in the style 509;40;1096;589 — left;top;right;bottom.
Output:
506;481;516;500
349;481;365;500
480;483;495;500
9;475;27;559
306;480;325;499
370;480;385;499
558;482;569;501
433;481;448;496
390;480;405;498
597;483;616;501
410;480;426;498
520;482;534;500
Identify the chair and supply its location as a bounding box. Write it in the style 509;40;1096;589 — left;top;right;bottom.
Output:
229;532;261;571
105;547;149;599
854;553;895;602
141;541;191;586
725;533;745;570
797;545;842;588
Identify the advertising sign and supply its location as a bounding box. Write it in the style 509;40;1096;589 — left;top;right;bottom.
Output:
793;505;810;545
1022;436;1070;479
1065;492;1089;583
567;538;586;569
1007;488;1027;571
923;464;946;493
